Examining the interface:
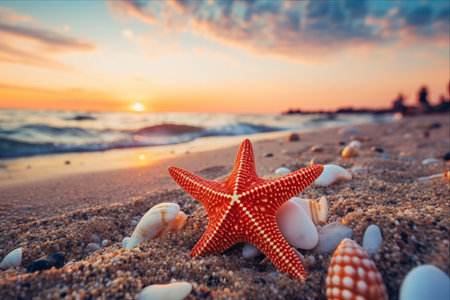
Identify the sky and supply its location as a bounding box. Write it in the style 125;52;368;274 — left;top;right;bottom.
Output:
0;0;448;114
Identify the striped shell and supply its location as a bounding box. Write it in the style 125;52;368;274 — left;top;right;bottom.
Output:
326;238;388;300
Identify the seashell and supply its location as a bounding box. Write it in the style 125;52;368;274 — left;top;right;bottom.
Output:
316;222;353;254
242;243;262;259
290;196;328;225
1;247;22;268
347;140;362;149
326;238;388;300
276;200;318;250
275;167;291;175
122;237;130;248
315;165;352;187
125;203;180;249
342;145;358;158
159;211;188;236
421;158;441;165
138;282;192;300
362;224;382;255
400;264;449;300
418;172;449;181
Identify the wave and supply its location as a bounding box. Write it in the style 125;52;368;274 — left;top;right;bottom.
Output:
0;122;287;158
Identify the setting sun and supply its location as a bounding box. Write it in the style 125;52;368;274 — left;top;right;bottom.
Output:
132;103;145;112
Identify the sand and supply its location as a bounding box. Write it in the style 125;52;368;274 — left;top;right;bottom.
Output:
0;114;448;299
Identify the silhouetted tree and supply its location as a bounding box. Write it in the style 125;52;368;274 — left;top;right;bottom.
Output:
392;93;407;115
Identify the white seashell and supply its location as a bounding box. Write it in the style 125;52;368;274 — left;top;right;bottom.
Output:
314;165;352;187
159;211;188;236
315;222;353;254
275;167;291;175
400;265;450;300
421;158;441;165
242;243;262;259
290;196;328;225
418;172;447;181
276;200;318;249
342;145;358;158
122;237;130;248
125;202;180;249
347;140;362;148
139;282;192;300
362;224;382;255
1;247;22;268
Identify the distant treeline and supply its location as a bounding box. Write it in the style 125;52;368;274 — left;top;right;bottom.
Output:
283;83;450;116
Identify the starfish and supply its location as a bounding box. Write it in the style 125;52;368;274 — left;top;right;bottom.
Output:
168;139;323;281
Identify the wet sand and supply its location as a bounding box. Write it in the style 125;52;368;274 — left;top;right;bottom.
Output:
0;114;449;299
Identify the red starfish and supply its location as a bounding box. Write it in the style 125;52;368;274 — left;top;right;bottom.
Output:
168;139;323;281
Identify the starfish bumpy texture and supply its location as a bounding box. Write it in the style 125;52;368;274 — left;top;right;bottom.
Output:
168;139;323;281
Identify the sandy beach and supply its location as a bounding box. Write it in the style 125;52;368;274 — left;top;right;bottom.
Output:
0;114;448;299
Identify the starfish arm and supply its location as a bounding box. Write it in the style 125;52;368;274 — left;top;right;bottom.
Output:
168;167;226;209
247;165;323;211
224;139;259;194
191;208;243;257
248;215;307;282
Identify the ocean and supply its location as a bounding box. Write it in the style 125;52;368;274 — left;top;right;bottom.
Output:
0;109;394;159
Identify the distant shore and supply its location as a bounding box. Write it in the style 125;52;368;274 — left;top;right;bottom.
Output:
0;113;448;299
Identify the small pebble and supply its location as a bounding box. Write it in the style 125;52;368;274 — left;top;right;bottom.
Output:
275;167;291;175
378;154;390;160
0;247;22;268
400;265;450;300
27;252;64;273
342;145;358;158
422;158;441;165
315;222;353;254
371;146;384;153
90;234;101;243
138;282;192;300
242;243;262;259
285;133;300;142
351;166;365;173
310;145;323;152
122;237;130;248
338;127;360;136
101;240;109;247
362;224;382;255
443;152;450;161
87;243;101;252
263;153;273;157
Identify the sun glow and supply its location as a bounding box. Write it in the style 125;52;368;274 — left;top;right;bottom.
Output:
132;103;145;112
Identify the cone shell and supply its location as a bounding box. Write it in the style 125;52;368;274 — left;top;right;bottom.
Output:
326;238;388;300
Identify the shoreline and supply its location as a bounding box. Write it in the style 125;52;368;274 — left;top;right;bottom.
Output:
0;113;448;299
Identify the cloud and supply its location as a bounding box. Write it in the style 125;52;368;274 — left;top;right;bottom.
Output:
0;6;97;70
109;0;449;61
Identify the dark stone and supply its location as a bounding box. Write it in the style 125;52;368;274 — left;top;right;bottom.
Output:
371;146;384;153
263;153;273;157
443;152;450;161
65;160;71;165
428;122;441;130
346;207;354;213
400;232;408;244
27;252;64;273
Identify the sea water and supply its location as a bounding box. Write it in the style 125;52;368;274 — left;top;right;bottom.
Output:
0;109;393;159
